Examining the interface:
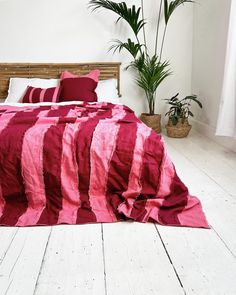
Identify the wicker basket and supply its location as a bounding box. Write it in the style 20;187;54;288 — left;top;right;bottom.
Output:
140;113;161;133
165;119;192;138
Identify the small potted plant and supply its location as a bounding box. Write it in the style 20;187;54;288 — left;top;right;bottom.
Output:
165;93;202;138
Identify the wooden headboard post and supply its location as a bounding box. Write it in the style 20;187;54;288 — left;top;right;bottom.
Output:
0;62;122;99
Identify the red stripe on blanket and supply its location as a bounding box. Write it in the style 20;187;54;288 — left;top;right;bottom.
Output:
118;123;152;219
0;108;42;225
75;107;113;223
106;112;138;220
157;172;189;225
37;121;68;225
130;130;164;221
0;111;18;215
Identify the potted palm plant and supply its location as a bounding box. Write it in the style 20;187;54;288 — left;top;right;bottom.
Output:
89;0;194;133
165;93;202;138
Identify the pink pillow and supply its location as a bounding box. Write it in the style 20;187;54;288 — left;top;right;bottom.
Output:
60;69;100;83
22;86;60;103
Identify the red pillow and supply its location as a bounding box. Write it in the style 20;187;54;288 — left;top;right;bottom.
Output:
59;77;98;102
22;86;60;103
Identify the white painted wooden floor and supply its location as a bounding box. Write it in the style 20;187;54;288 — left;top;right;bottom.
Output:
0;131;236;295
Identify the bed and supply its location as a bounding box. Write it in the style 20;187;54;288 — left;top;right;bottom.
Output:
0;63;209;228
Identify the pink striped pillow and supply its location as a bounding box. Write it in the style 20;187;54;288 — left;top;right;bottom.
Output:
22;86;60;103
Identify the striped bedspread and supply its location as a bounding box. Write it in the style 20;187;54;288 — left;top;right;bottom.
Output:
0;102;209;228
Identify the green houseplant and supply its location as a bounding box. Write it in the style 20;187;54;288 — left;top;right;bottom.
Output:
165;93;202;138
89;0;194;133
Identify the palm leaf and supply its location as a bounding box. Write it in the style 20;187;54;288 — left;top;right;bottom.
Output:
127;55;171;113
89;0;146;36
164;0;194;25
134;55;171;95
109;39;144;58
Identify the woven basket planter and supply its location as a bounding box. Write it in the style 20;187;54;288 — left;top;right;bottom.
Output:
165;119;192;138
140;113;161;133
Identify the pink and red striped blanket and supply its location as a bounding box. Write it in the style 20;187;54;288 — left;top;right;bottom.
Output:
0;102;209;228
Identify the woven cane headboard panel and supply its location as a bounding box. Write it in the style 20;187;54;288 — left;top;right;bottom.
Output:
0;62;121;99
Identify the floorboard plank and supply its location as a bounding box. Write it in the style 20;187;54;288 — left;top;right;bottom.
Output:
0;227;51;295
34;224;105;295
164;139;236;257
189;131;236;172
164;133;236;198
0;227;18;264
157;225;236;295
103;222;185;295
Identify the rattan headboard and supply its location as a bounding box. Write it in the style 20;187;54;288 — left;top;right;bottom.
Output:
0;62;121;99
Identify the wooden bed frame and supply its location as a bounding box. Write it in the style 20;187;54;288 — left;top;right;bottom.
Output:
0;62;121;99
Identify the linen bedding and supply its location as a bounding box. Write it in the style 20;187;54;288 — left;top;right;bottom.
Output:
0;102;209;228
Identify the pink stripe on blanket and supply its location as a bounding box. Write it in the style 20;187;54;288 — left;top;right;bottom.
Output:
58;122;82;224
118;123;151;217
37;110;50;118
17;116;58;226
138;199;166;223
0;112;17;134
177;196;210;228
110;105;126;118
89;121;120;222
156;137;175;197
66;109;79;117
88;108;126;222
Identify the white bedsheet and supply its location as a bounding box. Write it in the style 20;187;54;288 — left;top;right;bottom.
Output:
0;100;122;107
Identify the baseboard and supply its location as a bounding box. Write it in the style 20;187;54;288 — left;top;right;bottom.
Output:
192;119;236;153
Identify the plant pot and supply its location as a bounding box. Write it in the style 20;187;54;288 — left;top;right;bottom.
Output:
140;113;161;133
165;118;192;138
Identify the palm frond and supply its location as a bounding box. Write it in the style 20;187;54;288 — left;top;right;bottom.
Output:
127;55;171;113
135;55;171;95
109;39;144;58
164;0;194;25
89;0;146;36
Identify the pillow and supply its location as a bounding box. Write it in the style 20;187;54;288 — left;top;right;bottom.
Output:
96;79;119;103
60;69;100;83
61;71;119;103
6;78;59;103
59;69;100;102
21;86;60;103
60;77;98;102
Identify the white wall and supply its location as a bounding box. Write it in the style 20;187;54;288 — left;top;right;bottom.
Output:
0;0;193;117
192;0;236;152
